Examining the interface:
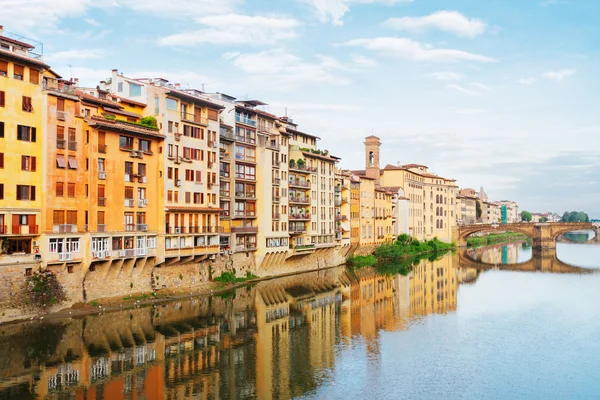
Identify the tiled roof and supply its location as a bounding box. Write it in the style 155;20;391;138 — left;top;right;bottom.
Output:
77;91;122;108
0;35;35;49
0;48;49;68
301;151;339;162
104;107;142;119
286;126;321;140
165;206;221;212
86;116;165;138
110;94;147;107
167;89;225;110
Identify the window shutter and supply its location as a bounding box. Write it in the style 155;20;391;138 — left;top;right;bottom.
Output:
31;157;36;171
21;156;26;171
30;186;36;201
27;215;36;227
31;128;36;142
0;153;3;168
12;215;19;227
0;91;5;107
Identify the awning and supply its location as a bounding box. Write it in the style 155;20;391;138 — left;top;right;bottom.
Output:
56;154;66;168
340;222;350;232
68;156;78;169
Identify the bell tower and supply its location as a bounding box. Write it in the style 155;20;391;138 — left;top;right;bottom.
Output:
364;135;381;182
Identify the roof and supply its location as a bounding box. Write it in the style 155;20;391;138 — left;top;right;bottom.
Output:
351;169;366;176
167;89;225;110
77;91;122;108
237;100;267;107
111;94;147;107
301;151;340;162
382;186;403;193
86;116;165;139
0;35;35;49
382;164;456;183
0;48;49;69
286;126;321;140
104;107;142;119
402;163;428;169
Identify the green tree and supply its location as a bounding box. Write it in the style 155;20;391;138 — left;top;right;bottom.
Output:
476;200;482;220
540;217;548;223
139;116;158;128
561;211;570;222
521;211;533;222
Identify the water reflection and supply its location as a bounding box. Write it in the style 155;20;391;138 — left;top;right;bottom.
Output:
0;245;597;400
466;242;532;265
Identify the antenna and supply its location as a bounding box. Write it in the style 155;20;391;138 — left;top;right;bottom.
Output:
68;64;72;80
285;107;287;117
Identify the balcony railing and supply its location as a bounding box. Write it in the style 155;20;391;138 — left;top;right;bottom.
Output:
272;213;281;220
98;171;106;180
290;214;311;220
220;128;234;141
98;144;107;154
289;179;310;188
235;192;256;200
56;111;67;121
235;135;256;145
234;210;257;218
235;154;256;163
125;198;135;207
236;243;257;252
289;226;307;234
289;196;310;204
136;224;148;231
220;171;230;178
272;178;281;185
56;139;65;149
11;225;39;234
235;174;256;181
236;114;257;127
53;224;77;233
181;112;207;125
124;224;136;232
97;224;106;232
98;197;106;206
220;210;230;218
266;142;280;151
231;226;258;234
68;141;77;151
289;164;317;173
273;159;281;168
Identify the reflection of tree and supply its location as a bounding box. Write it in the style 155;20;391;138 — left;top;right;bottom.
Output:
21;323;66;367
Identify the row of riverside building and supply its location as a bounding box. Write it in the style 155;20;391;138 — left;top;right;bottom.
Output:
0;28;517;278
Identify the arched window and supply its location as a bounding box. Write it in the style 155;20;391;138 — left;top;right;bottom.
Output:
369;151;374;167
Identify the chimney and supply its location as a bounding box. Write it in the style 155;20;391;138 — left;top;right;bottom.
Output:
175;83;181;89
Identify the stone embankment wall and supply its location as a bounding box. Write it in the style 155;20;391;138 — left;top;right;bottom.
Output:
0;244;377;324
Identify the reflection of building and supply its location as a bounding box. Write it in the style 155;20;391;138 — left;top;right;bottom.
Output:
410;256;458;315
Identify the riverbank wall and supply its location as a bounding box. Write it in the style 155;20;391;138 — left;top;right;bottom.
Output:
0;243;368;324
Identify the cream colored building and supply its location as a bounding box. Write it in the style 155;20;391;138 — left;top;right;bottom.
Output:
483;201;501;224
361;135;457;242
457;195;477;225
497;200;519;223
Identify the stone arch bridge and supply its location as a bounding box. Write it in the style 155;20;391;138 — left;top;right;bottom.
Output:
455;222;599;249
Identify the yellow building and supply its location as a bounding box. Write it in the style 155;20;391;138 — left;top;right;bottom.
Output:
335;169;352;246
409;256;458;316
361;136;458;242
0;29;49;268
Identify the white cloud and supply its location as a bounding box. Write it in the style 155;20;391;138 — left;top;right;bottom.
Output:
446;84;479;95
46;49;107;62
302;0;413;26
384;11;487;38
428;71;464;81
470;82;490;90
224;50;352;88
158;14;300;46
342;37;496;63
519;77;537;85
84;18;101;26
351;55;378;68
543;68;576;82
1;0;239;31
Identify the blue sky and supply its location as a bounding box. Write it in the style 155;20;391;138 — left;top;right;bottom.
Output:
3;0;599;216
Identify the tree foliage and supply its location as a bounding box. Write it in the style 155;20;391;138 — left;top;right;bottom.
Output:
476;200;482;220
139;116;158;128
521;211;533;222
561;211;589;222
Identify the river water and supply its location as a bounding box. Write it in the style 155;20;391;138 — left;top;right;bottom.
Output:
1;239;599;400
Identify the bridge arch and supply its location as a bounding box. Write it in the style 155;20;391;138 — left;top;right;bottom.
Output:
456;223;534;247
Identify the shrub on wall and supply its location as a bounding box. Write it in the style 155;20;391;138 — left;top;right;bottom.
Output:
19;270;67;310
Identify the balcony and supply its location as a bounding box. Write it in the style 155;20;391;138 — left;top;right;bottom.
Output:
272;178;281;185
235;174;256;182
235;154;256;163
220;128;234;141
208;140;217;149
273;159;281;168
138;199;148;207
124;224;135;232
289;164;317;174
220;151;230;160
97;224;106;232
235;192;256;200
181;112;207;125
289;226;307;235
235;135;256;145
68;141;77;151
335;215;343;221
290;214;311;221
289;196;310;205
11;225;39;235
53;224;77;233
220;210;230;218
137;224;148;231
124;198;135;207
236;114;257;127
234;210;257;218
56;139;66;150
289;179;310;189
56;111;67;121
272;213;281;220
293;244;316;253
231;226;258;234
236;243;257;252
98;144;107;154
220;171;230;179
266;141;280;151
273;195;280;202
138;175;147;184
98;171;106;180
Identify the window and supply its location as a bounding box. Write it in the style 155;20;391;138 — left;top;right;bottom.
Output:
56;154;66;168
57;98;65;112
119;135;133;150
166;98;177;110
68;156;78;169
21;155;36;171
9;239;31;254
0;121;3;138
0;184;3;199
30;71;40;85
56;182;64;197
129;83;142;96
17;125;36;142
21;96;33;112
0;61;7;76
68;183;75;197
0;153;3;168
117;82;124;92
138;163;146;177
16;185;35;201
147;236;157;248
14;65;24;80
138;139;151;153
0;90;4;107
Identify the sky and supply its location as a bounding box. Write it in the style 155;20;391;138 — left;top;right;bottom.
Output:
2;0;599;217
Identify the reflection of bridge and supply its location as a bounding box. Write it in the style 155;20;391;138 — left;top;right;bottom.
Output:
455;222;599;249
458;248;597;275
